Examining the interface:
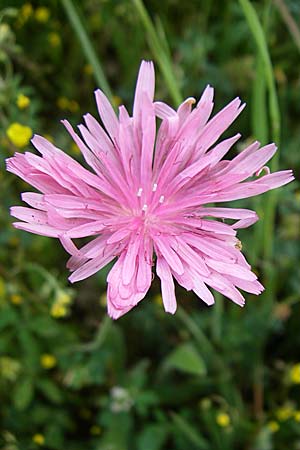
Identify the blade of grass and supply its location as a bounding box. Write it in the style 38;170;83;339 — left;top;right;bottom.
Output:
274;0;300;54
60;0;113;102
249;25;269;264
132;0;183;105
239;0;281;268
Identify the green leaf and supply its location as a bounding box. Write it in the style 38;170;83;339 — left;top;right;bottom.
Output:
0;307;17;330
37;379;63;404
164;343;206;376
13;377;34;410
137;424;169;450
170;412;209;449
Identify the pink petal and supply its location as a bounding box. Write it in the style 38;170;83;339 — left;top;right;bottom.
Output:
133;60;155;120
95;89;119;143
156;256;177;314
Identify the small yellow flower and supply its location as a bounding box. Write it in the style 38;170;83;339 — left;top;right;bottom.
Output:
90;425;101;436
216;412;231;428
17;93;30;109
8;236;20;247
57;96;69;110
267;421;280;433
44;134;54;143
20;3;33;21
276;405;294;421
100;293;107;307
294;411;300;422
6;123;32;148
50;302;68;318
35;7;50;23
48;32;61;47
112;95;122;108
32;434;45;446
79;408;92;419
274;67;286;85
70;142;80;155
289;364;300;384
0;24;11;41
10;294;23;305
68;100;79;113
0;277;6;298
0;356;21;381
295;190;300;202
83;64;93;75
154;294;162;306
40;354;57;369
199;398;212;410
55;291;72;306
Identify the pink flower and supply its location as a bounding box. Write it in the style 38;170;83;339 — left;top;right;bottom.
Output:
6;61;294;319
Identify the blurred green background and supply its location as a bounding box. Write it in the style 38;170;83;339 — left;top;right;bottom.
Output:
0;0;300;449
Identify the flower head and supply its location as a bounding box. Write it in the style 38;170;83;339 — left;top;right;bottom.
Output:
289;363;300;384
40;353;57;369
17;93;30;109
216;412;231;428
6;122;32;148
6;61;294;319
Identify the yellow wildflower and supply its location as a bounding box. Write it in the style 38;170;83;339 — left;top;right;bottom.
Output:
100;293;107;307
10;294;23;305
40;354;57;369
48;32;61;47
44;134;54;143
8;236;20;247
32;434;45;446
20;3;33;21
50;302;68;318
199;398;212;410
0;277;6;298
79;408;92;419
289;363;300;384
295;190;300;203
294;411;300;422
0;356;21;381
83;64;93;75
154;294;163;306
267;421;280;433
216;412;231;428
35;7;50;23
112;95;122;108
17;93;30;109
55;290;72;306
68;100;79;113
57;96;69;110
6;123;32;148
90;425;102;436
276;405;294;421
70;142;80;155
0;24;11;41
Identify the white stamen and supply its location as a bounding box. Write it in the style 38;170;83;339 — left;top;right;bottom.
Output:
142;204;148;212
152;183;157;192
137;187;143;197
159;195;165;204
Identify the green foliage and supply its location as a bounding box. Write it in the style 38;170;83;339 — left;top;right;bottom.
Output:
0;1;300;449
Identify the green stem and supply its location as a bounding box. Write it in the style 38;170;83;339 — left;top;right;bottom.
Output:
239;0;281;272
132;0;183;105
60;0;113;102
211;292;223;343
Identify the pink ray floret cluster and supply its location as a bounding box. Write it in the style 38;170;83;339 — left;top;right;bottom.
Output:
6;61;294;319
